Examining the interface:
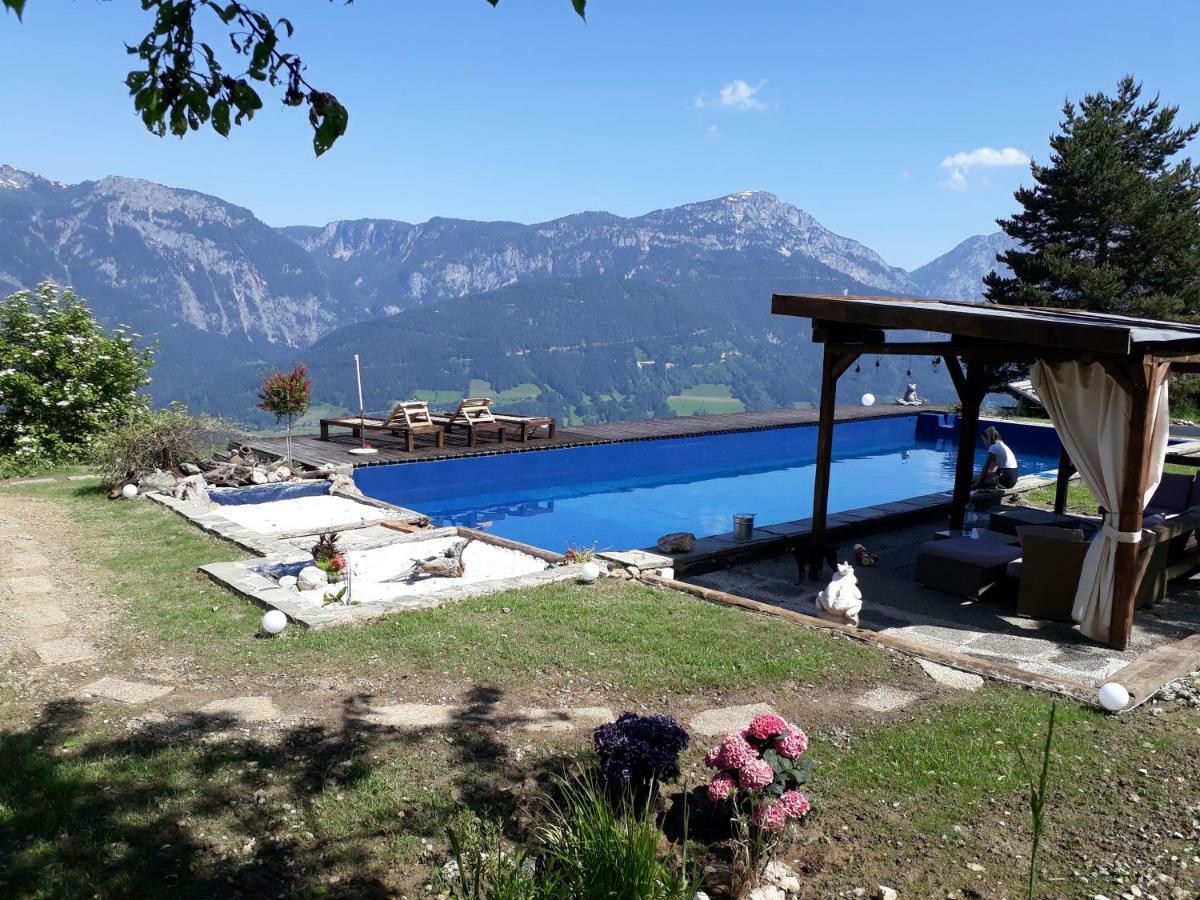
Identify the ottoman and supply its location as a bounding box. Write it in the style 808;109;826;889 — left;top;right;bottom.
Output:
915;537;1022;601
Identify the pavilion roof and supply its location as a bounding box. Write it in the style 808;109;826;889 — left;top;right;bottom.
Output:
771;294;1200;357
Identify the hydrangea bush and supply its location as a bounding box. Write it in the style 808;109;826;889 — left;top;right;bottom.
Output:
704;712;812;834
593;712;690;796
0;283;153;465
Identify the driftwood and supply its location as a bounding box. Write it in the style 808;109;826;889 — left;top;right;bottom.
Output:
387;539;470;583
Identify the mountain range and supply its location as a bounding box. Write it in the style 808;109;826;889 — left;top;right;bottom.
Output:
0;164;1014;424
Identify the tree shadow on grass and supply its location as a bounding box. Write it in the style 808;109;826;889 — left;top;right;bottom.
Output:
0;689;587;900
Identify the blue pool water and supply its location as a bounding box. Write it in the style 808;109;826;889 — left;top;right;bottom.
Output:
353;415;1061;552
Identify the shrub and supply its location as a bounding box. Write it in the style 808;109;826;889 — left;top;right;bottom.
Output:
593;713;690;797
310;531;347;580
90;404;228;487
257;364;311;464
0;283;154;464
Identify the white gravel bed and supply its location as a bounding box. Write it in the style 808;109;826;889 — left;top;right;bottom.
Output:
216;496;385;535
293;537;549;605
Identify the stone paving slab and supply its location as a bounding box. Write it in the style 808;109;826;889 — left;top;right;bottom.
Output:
12;604;68;627
6;575;54;595
512;706;613;732
8;552;49;572
917;659;984;691
855;686;920;712
599;549;674;570
199;696;280;722
359;703;457;728
82;676;173;704
690;703;779;736
36;638;99;665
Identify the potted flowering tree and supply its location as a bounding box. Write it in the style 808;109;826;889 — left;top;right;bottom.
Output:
257;364;311;467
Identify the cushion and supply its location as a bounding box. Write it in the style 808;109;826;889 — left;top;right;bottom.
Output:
919;538;1022;567
1146;472;1194;515
1015;524;1085;547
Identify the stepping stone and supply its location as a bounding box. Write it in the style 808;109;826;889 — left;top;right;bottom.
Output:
855;687;920;712
359;703;457;729
82;676;173;704
12;605;68;627
198;696;280;723
513;706;614;732
917;659;984;691
6;575;53;595
690;703;778;737
35;638;99;665
8;553;49;572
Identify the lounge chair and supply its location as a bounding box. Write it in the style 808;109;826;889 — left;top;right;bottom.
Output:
430;398;507;447
319;401;445;452
493;412;557;441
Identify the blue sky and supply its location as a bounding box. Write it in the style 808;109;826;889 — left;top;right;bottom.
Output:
2;0;1199;269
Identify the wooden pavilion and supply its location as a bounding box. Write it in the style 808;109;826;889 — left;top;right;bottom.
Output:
771;293;1200;650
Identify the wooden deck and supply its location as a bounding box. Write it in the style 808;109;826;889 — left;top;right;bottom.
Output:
242;404;917;469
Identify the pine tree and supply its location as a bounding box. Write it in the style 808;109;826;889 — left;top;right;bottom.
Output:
985;77;1200;318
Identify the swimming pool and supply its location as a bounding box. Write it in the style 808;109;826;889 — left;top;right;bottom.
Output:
353;415;1061;552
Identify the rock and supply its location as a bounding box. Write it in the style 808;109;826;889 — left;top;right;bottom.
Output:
877;887;898;900
180;462;202;475
692;893;711;900
747;887;785;900
327;473;361;496
763;861;801;893
917;659;984;691
277;466;292;480
656;531;695;553
137;468;177;494
278;575;298;591
265;469;282;483
250;468;269;485
655;566;675;579
626;565;641;577
297;566;328;591
172;473;209;504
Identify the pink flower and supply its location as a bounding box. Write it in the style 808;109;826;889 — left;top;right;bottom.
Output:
746;712;788;742
738;757;774;791
752;799;789;832
775;727;809;759
710;732;756;770
778;790;811;819
707;771;736;802
703;746;722;768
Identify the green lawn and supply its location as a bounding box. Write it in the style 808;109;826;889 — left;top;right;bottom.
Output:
667;383;746;416
1024;462;1194;515
413;388;464;407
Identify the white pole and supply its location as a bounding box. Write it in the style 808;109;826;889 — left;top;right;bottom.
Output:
355;354;366;448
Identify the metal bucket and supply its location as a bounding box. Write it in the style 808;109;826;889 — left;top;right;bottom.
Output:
733;513;756;541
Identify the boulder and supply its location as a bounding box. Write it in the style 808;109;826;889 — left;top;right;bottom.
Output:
656;531;695;554
327;473;362;496
250;468;269;485
179;462;202;476
137;468;177;494
278;575;298;591
296;566;328;591
747;888;786;900
266;469;282;483
172;473;210;504
277;466;292;480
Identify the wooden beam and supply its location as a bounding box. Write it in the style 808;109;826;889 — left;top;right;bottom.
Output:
809;347;851;578
943;354;967;397
949;359;990;531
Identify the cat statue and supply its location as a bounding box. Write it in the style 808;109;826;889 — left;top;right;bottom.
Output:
815;561;863;627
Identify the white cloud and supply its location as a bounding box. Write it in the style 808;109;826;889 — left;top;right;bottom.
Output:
938;146;1029;190
940;146;1030;169
695;79;769;111
706;124;721;138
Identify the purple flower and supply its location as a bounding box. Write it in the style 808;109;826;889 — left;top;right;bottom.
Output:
593;712;690;792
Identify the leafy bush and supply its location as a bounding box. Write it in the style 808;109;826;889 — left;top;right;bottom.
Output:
90;404;228;487
0;283;154;464
593;713;690;797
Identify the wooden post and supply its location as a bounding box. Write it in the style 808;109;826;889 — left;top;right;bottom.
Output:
944;357;988;531
809;346;858;578
1108;358;1159;650
1054;447;1073;515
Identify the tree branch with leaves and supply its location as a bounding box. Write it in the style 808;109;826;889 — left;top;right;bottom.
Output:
1;0;587;156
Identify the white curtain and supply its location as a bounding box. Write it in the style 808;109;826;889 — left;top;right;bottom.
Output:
1030;360;1170;644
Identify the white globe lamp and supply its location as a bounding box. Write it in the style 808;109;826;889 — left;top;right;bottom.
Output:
861;393;876;407
121;483;139;499
261;609;288;636
1098;682;1129;712
578;561;601;583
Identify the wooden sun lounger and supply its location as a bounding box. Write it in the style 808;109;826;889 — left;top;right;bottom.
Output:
319;401;445;452
430;398;506;447
493;413;557;441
